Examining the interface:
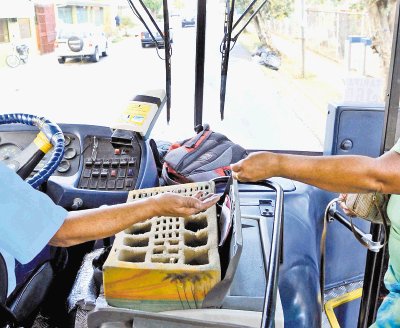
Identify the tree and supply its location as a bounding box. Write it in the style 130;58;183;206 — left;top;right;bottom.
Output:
365;0;396;76
143;0;162;17
235;0;295;53
305;0;396;77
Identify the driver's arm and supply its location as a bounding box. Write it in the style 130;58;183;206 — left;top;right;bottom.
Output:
49;192;219;247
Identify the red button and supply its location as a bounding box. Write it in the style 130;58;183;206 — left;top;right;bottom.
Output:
110;169;117;177
114;149;121;155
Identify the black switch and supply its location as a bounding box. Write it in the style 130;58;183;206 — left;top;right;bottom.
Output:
125;179;133;188
116;179;125;189
83;168;91;178
107;180;116;189
80;178;89;188
98;179;107;189
118;168;126;178
91;169;100;177
89;179;98;189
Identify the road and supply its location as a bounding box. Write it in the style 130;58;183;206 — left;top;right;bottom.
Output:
0;16;324;151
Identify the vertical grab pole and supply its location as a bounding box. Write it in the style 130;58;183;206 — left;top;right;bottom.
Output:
194;0;207;129
358;1;400;327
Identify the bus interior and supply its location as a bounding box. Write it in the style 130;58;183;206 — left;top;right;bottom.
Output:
1;0;400;327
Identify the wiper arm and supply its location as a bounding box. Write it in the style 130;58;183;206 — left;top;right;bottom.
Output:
219;0;270;120
162;0;172;122
232;0;269;42
219;0;236;120
126;0;160;48
126;0;172;123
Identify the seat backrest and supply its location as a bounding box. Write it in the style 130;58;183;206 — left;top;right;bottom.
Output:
0;251;56;327
6;261;54;327
0;252;18;327
0;253;7;304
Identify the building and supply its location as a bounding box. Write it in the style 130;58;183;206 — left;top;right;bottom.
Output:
0;0;118;67
0;0;36;66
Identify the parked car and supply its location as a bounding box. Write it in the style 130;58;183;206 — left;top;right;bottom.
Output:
140;28;173;48
55;24;109;64
181;14;195;28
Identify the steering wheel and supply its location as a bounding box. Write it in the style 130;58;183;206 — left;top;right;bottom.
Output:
0;113;64;188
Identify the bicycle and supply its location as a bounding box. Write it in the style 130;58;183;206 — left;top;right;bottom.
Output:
6;43;29;68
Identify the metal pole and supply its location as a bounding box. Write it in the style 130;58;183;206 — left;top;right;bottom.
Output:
194;0;207;129
358;1;400;327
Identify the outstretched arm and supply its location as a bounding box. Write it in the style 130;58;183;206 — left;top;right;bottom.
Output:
231;150;400;194
50;191;219;247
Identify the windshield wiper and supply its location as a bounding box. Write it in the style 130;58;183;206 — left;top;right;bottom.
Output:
126;0;172;123
162;0;172;122
219;0;270;120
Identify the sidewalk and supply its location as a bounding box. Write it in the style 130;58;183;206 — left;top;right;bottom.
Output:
238;31;376;147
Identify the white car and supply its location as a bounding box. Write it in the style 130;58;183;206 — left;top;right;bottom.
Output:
55;24;109;63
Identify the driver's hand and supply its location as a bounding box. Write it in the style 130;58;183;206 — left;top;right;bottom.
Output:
152;191;220;217
231;152;272;182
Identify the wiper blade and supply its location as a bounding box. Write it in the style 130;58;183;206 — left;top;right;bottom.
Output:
219;0;270;120
219;0;236;120
162;0;172;122
232;0;269;42
126;0;172;123
126;0;159;48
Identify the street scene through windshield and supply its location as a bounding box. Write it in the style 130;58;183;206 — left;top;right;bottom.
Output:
0;0;391;151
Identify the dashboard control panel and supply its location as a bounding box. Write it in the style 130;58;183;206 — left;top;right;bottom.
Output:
77;135;141;191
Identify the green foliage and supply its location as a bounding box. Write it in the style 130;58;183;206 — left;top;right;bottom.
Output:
268;0;295;19
236;0;295;20
121;16;135;28
306;0;366;11
143;0;162;15
172;0;185;10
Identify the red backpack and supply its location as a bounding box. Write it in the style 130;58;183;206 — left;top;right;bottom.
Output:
161;124;248;185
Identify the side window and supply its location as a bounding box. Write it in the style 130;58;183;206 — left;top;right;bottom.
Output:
0;19;9;43
58;6;73;24
18;18;31;39
77;6;89;24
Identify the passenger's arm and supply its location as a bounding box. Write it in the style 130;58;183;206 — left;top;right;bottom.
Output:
49;192;219;247
231;150;400;194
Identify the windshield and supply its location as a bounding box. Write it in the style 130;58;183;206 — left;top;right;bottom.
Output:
0;0;394;151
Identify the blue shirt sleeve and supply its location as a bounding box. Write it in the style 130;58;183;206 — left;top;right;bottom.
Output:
0;162;67;264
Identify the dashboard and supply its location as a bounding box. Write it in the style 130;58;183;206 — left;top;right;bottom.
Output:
0;123;159;210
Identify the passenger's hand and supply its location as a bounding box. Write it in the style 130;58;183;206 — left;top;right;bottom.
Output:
231;152;273;182
152;191;220;217
338;193;355;217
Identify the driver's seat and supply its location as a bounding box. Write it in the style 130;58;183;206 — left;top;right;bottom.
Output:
0;252;57;327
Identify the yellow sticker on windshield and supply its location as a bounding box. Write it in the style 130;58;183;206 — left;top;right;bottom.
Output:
119;103;151;127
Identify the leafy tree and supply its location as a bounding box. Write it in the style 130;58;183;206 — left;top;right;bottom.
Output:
143;0;162;16
172;0;185;10
307;0;396;75
238;0;396;76
364;0;396;76
235;0;295;53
